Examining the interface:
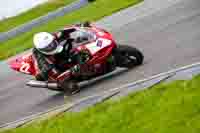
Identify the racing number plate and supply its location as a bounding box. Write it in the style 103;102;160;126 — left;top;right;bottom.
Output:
85;38;111;55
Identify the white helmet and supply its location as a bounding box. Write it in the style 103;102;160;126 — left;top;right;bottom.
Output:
33;32;63;55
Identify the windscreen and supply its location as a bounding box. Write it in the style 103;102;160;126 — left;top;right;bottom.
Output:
70;29;96;44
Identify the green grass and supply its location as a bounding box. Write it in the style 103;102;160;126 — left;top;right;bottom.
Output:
0;0;143;60
0;0;74;32
2;75;200;133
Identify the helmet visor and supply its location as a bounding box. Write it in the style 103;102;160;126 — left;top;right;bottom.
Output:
41;40;57;53
39;40;64;55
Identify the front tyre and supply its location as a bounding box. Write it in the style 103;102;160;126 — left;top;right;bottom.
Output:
113;45;144;68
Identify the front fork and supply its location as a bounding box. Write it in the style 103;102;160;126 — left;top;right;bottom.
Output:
106;55;116;72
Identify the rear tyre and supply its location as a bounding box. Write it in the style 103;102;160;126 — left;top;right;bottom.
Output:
113;45;144;68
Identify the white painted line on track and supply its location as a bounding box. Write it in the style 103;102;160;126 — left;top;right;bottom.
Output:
108;62;200;92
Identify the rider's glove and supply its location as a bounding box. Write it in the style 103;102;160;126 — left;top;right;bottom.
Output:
78;50;90;64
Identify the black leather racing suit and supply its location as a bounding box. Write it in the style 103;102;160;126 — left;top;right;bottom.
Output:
32;28;90;82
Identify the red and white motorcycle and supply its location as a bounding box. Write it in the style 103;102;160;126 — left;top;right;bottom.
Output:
9;23;144;94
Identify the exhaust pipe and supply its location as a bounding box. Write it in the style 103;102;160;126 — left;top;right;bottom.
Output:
26;80;58;90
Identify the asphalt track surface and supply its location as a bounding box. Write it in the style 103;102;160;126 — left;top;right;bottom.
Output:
1;0;200;126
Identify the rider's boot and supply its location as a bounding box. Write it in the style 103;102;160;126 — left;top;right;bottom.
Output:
58;79;80;95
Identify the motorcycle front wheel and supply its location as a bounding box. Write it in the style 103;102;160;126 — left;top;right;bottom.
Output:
113;45;144;68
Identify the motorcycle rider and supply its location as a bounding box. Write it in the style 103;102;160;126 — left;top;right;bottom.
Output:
32;22;92;93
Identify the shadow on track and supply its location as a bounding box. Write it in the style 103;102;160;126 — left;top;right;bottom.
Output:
30;93;64;111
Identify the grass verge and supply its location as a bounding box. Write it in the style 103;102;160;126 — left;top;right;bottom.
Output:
0;0;143;60
0;0;74;32
2;75;200;133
